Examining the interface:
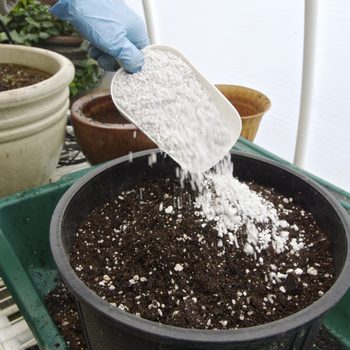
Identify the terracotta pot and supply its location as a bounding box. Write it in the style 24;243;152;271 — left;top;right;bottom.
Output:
216;85;271;142
70;91;156;164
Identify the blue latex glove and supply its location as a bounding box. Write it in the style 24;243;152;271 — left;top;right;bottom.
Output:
50;0;149;73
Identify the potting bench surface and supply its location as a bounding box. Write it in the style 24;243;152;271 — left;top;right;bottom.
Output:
0;137;349;349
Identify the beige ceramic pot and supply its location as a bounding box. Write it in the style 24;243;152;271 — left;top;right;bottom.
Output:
70;90;156;165
0;44;75;198
216;85;271;142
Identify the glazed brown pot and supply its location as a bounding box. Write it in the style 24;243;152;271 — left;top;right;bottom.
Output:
216;85;271;142
70;90;156;164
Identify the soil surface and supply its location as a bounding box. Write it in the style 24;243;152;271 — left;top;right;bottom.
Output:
45;281;86;350
0;63;50;91
45;281;345;350
314;326;347;350
70;176;335;330
88;105;128;124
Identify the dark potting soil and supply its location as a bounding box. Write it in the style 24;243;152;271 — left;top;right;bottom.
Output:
45;281;345;350
88;105;129;124
44;280;345;350
0;63;50;91
70;176;335;330
314;326;347;350
45;281;87;350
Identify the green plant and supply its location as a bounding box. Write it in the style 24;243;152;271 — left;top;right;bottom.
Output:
0;0;102;97
68;40;102;98
0;0;76;45
70;58;102;97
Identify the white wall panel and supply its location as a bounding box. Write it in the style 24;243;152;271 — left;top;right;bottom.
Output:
124;0;350;191
151;0;304;162
306;1;350;191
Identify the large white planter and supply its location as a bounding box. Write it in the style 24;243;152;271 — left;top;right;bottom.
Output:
0;44;75;198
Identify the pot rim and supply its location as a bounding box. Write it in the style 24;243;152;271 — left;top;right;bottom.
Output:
71;90;138;130
43;35;84;46
0;44;74;106
50;149;350;345
215;84;272;119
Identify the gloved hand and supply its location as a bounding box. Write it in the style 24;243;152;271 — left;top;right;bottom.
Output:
50;0;149;73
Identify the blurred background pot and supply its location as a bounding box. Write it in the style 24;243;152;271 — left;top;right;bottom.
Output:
70;90;156;165
0;0;102;99
0;44;74;198
39;35;85;61
216;85;271;142
38;37;103;103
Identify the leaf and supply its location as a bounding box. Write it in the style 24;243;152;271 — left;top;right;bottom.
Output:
74;69;84;77
39;32;50;39
47;28;59;36
25;16;40;28
0;32;8;42
26;33;39;41
9;30;26;44
85;58;98;66
26;24;35;31
0;14;11;25
69;80;79;97
41;20;53;28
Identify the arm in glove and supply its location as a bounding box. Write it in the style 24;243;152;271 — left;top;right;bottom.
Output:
50;0;149;73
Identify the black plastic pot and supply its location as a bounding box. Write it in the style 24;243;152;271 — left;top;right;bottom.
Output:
50;150;350;350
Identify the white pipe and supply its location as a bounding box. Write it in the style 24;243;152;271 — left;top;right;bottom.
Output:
0;339;22;350
293;0;319;167
0;320;35;350
142;0;158;44
0;319;29;342
19;337;37;349
0;305;19;318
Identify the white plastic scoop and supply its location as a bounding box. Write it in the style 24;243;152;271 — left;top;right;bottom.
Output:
111;44;242;173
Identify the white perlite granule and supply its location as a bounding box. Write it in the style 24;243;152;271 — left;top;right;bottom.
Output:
113;48;300;257
112;49;232;174
194;156;302;256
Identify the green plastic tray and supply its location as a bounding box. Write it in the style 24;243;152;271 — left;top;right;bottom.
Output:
0;138;349;349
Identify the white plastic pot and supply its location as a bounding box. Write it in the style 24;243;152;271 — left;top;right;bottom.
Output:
0;44;75;198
